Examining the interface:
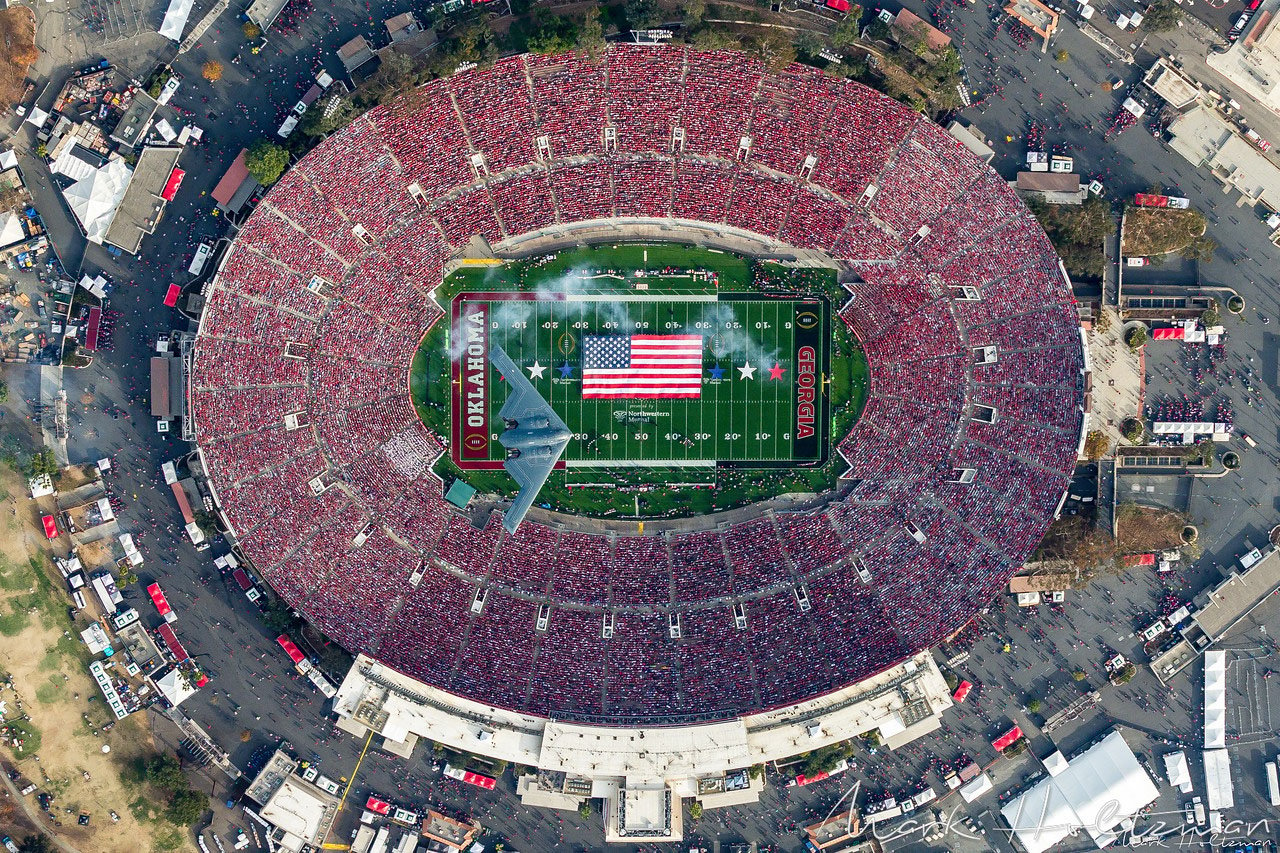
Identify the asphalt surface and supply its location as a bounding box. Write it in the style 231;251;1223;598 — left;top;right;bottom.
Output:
5;0;1280;849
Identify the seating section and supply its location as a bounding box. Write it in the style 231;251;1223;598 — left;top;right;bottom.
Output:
190;44;1081;725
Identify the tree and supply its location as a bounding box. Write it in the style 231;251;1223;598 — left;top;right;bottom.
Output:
300;95;356;137
1071;669;1087;681
201;61;223;82
242;21;262;38
1201;302;1221;328
1181;235;1217;262
578;800;593;819
0;379;8;403
681;0;706;28
263;599;298;633
527;11;579;55
1083;430;1110;461
794;31;825;58
166;787;208;825
363;50;415;105
624;0;662;30
245;139;289;186
1143;0;1182;31
1027;698;1042;713
689;801;704;819
1055;49;1069;62
751;29;797;73
117;566;138;586
690;28;741;49
1125;325;1148;350
1122;417;1145;444
146;754;187;792
240;729;252;742
19;836;52;853
832;10;864;46
577;6;606;60
26;449;57;478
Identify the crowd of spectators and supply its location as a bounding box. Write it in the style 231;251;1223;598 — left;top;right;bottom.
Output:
189;45;1083;724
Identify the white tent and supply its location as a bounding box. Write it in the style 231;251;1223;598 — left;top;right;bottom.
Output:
1001;730;1159;853
158;0;194;41
154;667;197;706
1163;751;1192;793
61;157;131;245
0;148;17;170
1205;650;1226;748
958;772;994;802
0;211;25;248
1204;748;1234;811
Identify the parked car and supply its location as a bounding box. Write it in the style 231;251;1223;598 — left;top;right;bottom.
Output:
1126;257;1150;266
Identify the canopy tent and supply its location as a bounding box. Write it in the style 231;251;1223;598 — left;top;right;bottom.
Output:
959;772;993;803
154;667;197;705
952;680;973;702
0;211;26;248
1163;751;1192;793
1205;650;1226;748
1203;748;1234;811
158;0;194;41
993;724;1024;751
277;634;306;666
160;167;185;201
1001;730;1159;853
62;157;132;245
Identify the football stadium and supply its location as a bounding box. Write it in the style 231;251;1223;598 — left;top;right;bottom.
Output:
190;45;1086;837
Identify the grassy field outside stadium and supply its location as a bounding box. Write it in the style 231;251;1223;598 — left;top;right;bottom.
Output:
410;244;869;519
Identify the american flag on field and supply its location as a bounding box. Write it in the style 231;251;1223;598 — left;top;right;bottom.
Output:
581;334;704;399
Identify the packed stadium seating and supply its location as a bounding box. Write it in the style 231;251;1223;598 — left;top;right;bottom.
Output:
190;44;1082;725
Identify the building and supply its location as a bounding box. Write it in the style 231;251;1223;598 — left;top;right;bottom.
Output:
210;148;258;214
103;145;183;255
1004;0;1058;50
245;0;289;31
385;11;421;42
421;810;480;850
947;121;995;163
331;651;953;841
1167;104;1280;208
891;9;951;51
1205;9;1280;115
1000;729;1159;852
1142;58;1201;111
110;90;159;148
1014;171;1086;205
338;36;377;74
245;749;341;853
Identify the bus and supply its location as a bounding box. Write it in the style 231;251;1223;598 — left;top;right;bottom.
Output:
1266;760;1279;807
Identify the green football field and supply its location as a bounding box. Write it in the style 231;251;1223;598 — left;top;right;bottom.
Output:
448;291;829;469
410;244;868;517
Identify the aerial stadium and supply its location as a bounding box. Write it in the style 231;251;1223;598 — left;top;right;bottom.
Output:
190;45;1086;839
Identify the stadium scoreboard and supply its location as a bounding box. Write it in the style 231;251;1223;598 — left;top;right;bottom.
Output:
448;291;830;471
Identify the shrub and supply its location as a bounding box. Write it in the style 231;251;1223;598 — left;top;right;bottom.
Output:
1122;418;1145;445
1124;325;1147;350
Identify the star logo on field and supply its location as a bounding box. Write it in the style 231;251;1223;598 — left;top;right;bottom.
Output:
708;364;725;381
527;361;546;379
769;363;786;381
738;361;757;380
558;362;574;379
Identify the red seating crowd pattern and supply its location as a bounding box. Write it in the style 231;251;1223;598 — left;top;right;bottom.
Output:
190;45;1083;725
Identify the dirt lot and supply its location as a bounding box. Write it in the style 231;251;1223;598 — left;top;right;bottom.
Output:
0;464;195;852
0;7;35;108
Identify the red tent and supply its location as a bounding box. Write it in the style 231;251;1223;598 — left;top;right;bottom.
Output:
826;0;852;10
365;796;391;815
146;582;173;617
1152;327;1184;340
795;770;831;786
992;725;1023;751
276;634;306;665
160;168;185;202
461;770;496;790
194;673;209;687
952;680;972;702
163;284;180;307
41;515;57;539
1122;553;1156;567
85;306;102;351
156;623;189;663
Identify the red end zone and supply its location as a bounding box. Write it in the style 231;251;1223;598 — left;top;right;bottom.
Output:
450;291;565;470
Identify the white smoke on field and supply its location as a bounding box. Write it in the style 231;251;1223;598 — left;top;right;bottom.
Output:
693;302;783;368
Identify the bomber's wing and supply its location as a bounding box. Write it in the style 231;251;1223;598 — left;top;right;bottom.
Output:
491;345;569;434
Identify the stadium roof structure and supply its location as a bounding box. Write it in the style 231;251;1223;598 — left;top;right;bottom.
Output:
191;45;1084;728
